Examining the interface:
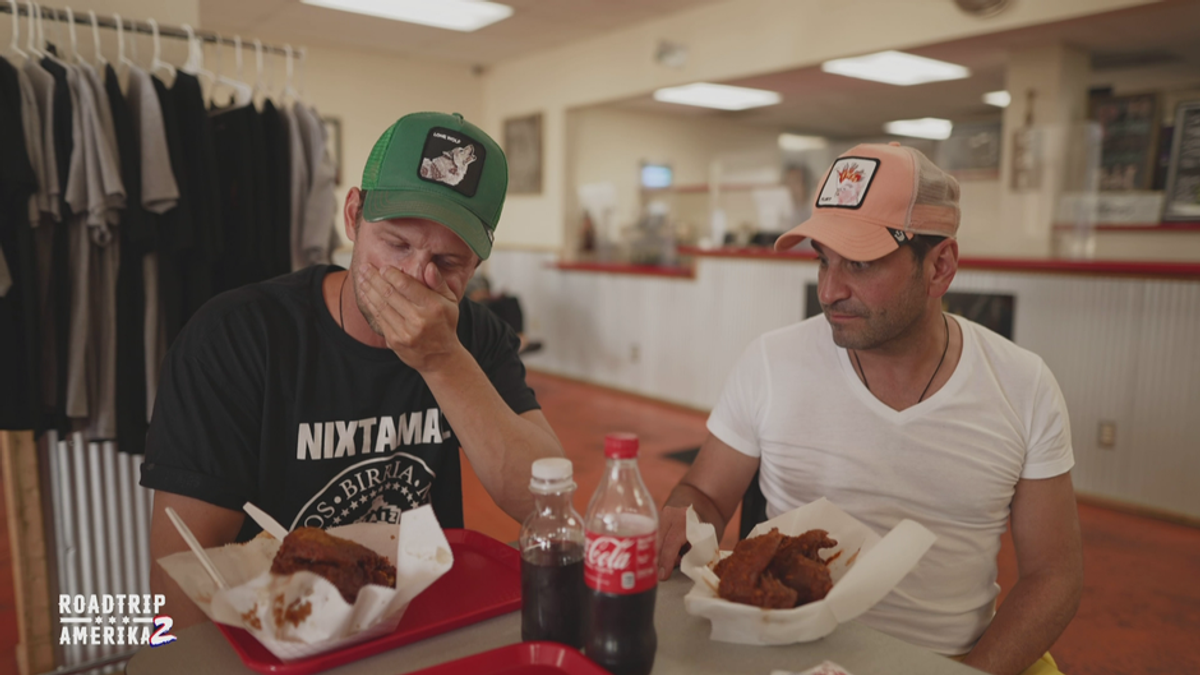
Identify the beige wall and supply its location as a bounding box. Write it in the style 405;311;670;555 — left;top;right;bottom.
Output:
482;0;1159;251
566;107;782;252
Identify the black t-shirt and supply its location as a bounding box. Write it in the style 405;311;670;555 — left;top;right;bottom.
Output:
140;265;539;540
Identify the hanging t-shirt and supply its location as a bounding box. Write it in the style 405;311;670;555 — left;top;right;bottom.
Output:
209;103;258;292
707;313;1074;655
108;64;150;455
140;265;539;541
261;100;292;279
0;56;42;430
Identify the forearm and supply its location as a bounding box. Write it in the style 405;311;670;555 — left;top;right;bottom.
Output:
963;571;1081;675
422;347;562;520
665;482;732;536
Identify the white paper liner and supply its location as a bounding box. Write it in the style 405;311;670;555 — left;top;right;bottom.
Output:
158;505;452;661
681;497;935;645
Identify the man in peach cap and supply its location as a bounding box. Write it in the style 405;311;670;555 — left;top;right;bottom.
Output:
658;143;1082;675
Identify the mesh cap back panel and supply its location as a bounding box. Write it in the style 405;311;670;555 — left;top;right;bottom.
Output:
906;147;961;236
362;122;398;191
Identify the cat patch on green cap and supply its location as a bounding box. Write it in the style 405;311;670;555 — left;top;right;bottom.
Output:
418;127;486;197
360;111;508;260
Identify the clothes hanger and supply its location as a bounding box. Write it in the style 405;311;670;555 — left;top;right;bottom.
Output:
25;1;43;58
251;38;264;100
115;13;135;71
88;10;105;66
281;43;299;102
147;18;175;79
297;47;307;102
181;23;215;85
210;33;252;107
64;6;81;63
8;0;29;61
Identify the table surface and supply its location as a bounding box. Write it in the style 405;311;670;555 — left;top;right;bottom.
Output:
127;573;983;675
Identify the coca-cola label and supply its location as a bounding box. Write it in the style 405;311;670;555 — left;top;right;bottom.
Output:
584;531;657;594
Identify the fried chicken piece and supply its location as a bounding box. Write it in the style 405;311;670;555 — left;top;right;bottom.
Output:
270;527;397;604
777;529;838;563
755;572;799;609
768;548;833;605
716;528;784;606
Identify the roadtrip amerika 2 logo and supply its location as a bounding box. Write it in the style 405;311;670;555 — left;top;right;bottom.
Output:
59;594;177;647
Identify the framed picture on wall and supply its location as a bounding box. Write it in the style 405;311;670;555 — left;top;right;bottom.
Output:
1090;92;1159;191
322;116;344;186
1162;100;1200;221
504;113;543;194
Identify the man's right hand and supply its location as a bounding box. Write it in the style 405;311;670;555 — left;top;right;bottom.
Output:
654;434;761;581
657;502;692;580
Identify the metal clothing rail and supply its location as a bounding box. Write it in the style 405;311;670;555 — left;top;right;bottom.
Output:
1;2;298;56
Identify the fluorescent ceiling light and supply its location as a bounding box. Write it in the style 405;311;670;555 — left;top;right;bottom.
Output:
884;117;954;140
778;133;828;152
301;0;513;32
983;90;1012;107
653;83;781;111
821;50;970;86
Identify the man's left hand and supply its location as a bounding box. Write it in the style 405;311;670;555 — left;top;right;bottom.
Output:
360;262;464;373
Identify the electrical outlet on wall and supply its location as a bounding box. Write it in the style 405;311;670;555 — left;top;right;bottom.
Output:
1098;421;1117;448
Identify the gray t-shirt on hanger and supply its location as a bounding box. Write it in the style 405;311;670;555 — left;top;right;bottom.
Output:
294;102;338;267
126;65;180;418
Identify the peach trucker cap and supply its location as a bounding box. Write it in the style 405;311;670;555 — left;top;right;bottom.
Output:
775;143;960;261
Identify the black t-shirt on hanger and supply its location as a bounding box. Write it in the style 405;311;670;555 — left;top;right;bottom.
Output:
0;57;42;430
140;265;539;541
106;64;150;455
261;99;292;278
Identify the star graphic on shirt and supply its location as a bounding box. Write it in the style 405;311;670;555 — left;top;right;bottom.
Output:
400;486;410;497
341;509;349;517
333;515;342;525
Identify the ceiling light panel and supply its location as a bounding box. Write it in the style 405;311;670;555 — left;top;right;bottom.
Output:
301;0;514;32
821;50;970;86
983;90;1011;107
653;83;782;111
884;118;954;140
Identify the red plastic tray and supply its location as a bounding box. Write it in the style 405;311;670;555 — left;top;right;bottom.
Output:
216;529;522;675
408;642;609;675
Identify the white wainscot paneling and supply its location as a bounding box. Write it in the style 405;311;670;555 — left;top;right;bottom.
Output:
491;251;1200;519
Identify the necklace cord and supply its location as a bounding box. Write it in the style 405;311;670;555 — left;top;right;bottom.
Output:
852;313;950;404
338;272;348;329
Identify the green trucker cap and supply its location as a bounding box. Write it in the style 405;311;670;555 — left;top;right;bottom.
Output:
361;112;508;260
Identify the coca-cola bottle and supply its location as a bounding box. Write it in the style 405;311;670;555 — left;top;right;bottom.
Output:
582;433;658;675
519;457;585;647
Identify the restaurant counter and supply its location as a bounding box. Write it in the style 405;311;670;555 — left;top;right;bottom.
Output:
127;572;982;675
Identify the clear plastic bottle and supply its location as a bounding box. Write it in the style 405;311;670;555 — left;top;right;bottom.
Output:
582;433;658;675
519;457;585;647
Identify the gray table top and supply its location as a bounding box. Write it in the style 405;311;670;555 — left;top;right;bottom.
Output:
127;573;982;675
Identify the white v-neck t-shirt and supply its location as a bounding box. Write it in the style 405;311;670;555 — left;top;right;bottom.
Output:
708;313;1074;655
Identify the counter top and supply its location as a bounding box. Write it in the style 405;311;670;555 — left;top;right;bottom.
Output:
677;246;1200;279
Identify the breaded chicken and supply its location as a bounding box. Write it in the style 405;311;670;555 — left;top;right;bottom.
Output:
270;527;396;604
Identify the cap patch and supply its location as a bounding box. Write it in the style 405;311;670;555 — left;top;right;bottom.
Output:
816;157;880;210
418;127;486;197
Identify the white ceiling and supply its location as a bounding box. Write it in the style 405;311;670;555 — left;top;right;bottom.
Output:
612;0;1200;139
199;0;730;66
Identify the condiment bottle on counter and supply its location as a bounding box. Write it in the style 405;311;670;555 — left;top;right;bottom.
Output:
582;433;658;675
519;457;586;647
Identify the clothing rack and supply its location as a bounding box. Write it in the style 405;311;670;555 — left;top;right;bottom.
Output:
1;2;299;57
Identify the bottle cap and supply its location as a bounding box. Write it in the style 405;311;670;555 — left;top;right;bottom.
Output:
530;457;575;493
604;433;639;459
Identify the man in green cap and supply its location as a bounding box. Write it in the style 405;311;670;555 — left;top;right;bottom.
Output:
141;112;564;628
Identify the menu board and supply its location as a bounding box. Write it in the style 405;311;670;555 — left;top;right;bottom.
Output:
1091;93;1159;191
1163;101;1200;221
